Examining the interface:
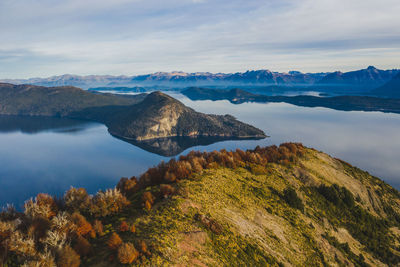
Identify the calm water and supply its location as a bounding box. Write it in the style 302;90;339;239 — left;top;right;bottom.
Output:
1;93;400;208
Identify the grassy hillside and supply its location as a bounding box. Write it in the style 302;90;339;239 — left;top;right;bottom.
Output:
1;143;400;266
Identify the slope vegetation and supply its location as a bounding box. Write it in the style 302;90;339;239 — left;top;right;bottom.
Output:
1;144;400;266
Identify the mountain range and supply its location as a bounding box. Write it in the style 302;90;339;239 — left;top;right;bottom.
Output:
371;72;400;98
2;67;398;91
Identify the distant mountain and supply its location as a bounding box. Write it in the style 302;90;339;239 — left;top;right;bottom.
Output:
0;70;329;88
182;87;400;114
2;67;398;92
317;66;399;89
370;72;400;98
0;83;265;145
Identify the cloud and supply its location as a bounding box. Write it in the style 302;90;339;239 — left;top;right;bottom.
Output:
0;0;399;78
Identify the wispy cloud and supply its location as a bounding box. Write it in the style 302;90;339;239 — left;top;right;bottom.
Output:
0;0;399;78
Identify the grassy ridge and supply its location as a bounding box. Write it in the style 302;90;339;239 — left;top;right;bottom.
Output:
1;143;400;266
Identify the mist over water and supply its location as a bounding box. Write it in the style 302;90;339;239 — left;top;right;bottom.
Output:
1;92;400;208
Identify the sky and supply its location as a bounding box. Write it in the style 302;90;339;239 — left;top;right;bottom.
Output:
0;0;399;78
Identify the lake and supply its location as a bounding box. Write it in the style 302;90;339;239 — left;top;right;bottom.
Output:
1;92;400;208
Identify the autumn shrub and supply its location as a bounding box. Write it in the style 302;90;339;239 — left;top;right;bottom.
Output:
160;184;176;198
24;194;58;219
51;212;74;234
57;245;80;267
130;224;136;233
25;248;56;267
119;221;129;232
93;220;104;236
117;242;139;264
71;212;93;237
28;216;52;241
42;229;67;250
142;192;156;211
107;233;122;250
117;176;138;196
90;189;130;217
73;235;91;256
64;187;91;212
138;240;150;255
8;231;37;257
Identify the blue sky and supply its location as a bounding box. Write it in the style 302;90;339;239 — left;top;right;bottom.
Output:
0;0;399;78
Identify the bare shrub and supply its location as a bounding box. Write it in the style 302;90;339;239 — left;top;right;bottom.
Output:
64;187;91;212
8;231;37;257
42;230;67;250
90;189;130;217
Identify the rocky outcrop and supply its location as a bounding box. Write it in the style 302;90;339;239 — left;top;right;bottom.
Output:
106;91;266;141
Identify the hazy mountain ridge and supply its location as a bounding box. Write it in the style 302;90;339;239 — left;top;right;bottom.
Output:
317;66;399;88
3;66;397;90
371;72;400;98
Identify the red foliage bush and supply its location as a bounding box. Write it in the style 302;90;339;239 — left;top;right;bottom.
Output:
119;221;129;232
71;212;93;237
107;233;123;250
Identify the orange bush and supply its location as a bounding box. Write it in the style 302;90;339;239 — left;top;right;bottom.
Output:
142;192;155;211
138;240;149;255
119;221;129;232
117;242;139;264
71;212;93;237
107;233;122;250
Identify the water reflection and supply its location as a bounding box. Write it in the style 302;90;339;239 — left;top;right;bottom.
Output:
113;135;265;157
0;115;96;134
